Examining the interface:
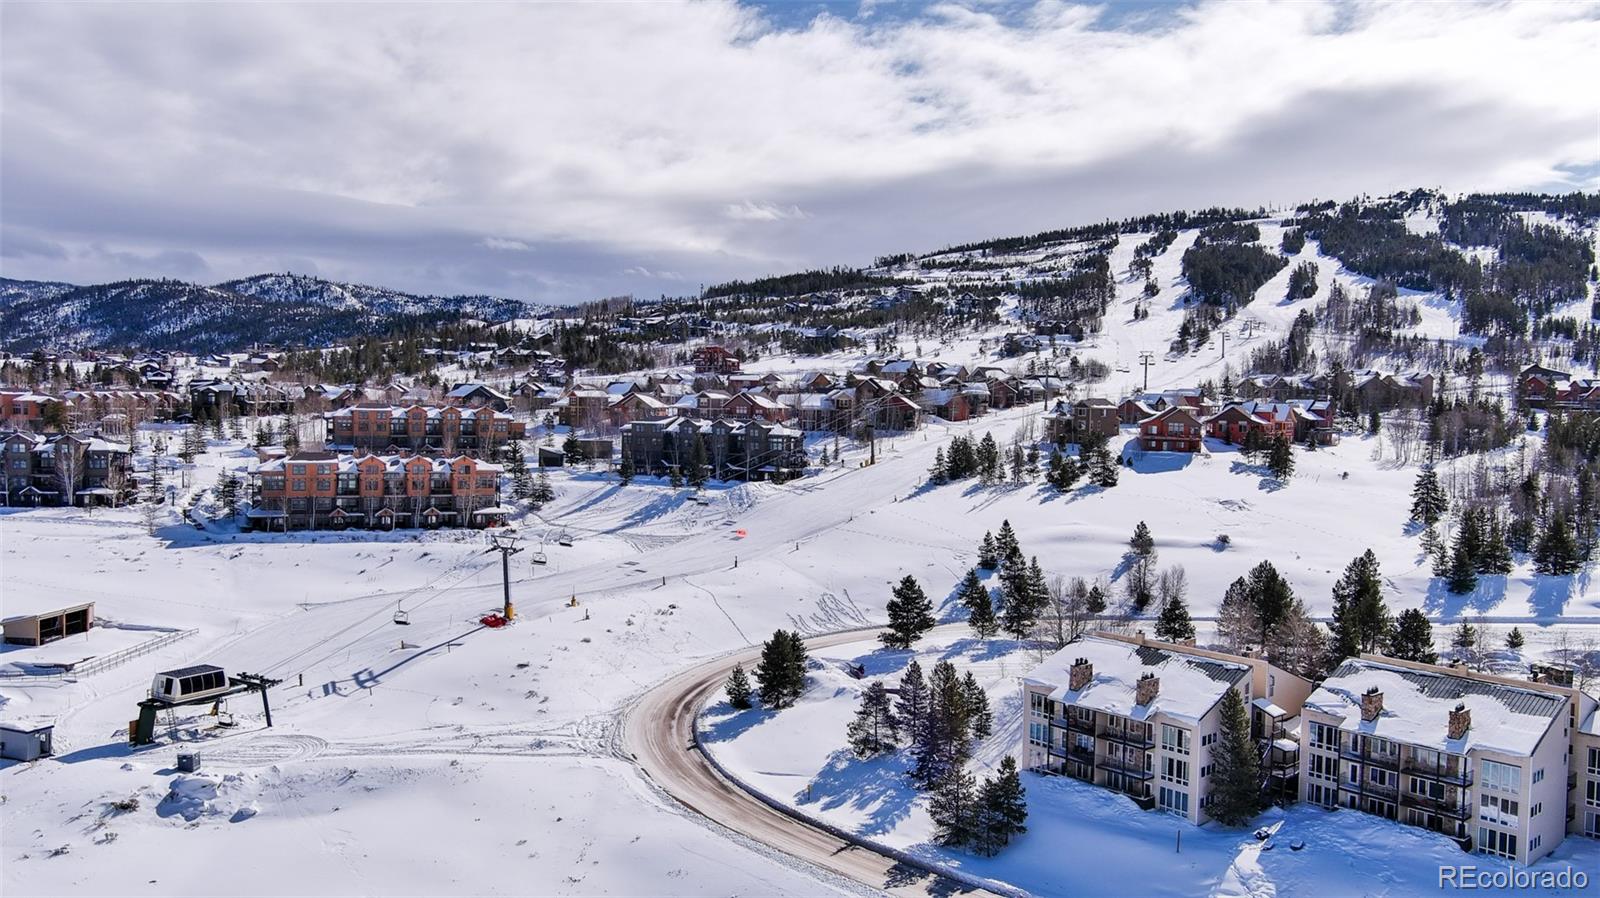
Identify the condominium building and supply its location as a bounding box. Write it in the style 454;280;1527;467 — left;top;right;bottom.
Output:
1299;656;1598;865
1022;632;1312;825
324;404;525;454
247;450;507;531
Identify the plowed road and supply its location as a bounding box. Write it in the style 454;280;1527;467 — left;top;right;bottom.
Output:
622;626;1001;898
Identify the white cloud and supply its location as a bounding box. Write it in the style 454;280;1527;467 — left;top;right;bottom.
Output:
1;0;1595;302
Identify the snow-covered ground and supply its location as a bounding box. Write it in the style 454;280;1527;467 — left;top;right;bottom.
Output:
699;630;1600;897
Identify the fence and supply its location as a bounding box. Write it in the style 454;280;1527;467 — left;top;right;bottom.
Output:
0;628;198;685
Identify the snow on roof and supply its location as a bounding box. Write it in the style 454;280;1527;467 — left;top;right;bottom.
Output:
1025;635;1250;724
1305;658;1566;757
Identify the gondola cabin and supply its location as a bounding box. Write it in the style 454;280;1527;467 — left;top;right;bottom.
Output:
151;665;231;703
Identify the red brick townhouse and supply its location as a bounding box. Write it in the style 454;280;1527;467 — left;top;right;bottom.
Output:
247;450;506;531
325;404;525;454
1204;401;1297;445
1138;406;1204;453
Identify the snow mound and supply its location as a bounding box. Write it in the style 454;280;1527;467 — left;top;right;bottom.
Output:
158;773;260;823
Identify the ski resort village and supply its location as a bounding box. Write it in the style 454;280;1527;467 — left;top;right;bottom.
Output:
3;189;1600;898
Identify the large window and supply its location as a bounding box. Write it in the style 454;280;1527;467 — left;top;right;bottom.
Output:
1162;758;1190;786
1308;721;1339;751
1589;747;1600;776
1158;786;1189;816
1029;693;1048;716
1162;724;1190;755
1308;754;1337;782
1476;827;1517;860
1481;760;1521;794
1479;793;1519;826
1028;722;1048;746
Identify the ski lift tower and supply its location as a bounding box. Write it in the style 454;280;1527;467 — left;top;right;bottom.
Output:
486;531;523;621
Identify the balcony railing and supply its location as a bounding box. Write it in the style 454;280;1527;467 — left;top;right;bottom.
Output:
1401;758;1474;787
1055;714;1096;734
1347;777;1399;799
1399;791;1472;820
1340;744;1401;770
1097;725;1156;749
1095;757;1153;780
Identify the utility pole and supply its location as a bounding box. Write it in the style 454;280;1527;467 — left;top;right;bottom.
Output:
486;531;524;620
1138;351;1155;392
1220;331;1227;360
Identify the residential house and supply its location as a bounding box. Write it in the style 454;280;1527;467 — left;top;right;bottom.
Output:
248;450;506;531
325;404;525;454
1138;407;1204;453
618;416;805;481
691;345;741;375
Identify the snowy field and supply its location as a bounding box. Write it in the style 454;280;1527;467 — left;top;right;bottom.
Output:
698;630;1600;897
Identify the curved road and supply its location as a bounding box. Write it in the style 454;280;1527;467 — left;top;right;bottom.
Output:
622;626;1001;898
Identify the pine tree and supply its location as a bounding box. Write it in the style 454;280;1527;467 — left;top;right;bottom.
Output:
974;756;1028;856
617;455;635;486
977;532;999;569
1451;618;1477;651
754;630;808;709
530;470;555;505
895;660;930;749
1410;467;1448;526
929;447;948;485
725;663;753;709
1388;609;1438;664
1505;626;1525;651
1085;583;1106;614
915;660;972;786
1478;513;1514;575
506;443;532;500
995;520;1020;566
1266;435;1294;481
846;681;900;757
1155;592;1195;642
960;569;998;639
1129;521;1155;556
1329;550;1390;657
1534;513;1581;575
881;575;935;650
928;764;979;847
687;436;709;488
215;471;239;518
962;671;992;740
1446;542;1478;594
1206;687;1262;826
1000;556;1045;639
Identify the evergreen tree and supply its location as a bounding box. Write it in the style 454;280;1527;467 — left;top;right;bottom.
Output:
974;756;1028;856
1000;556;1045;639
1534;512;1581;575
562;432;582;464
1129;521;1155;556
1505;626;1525;651
1247;561;1293;645
960;569;998;639
1206;688;1262;826
725;663;753;709
687;436;709;488
1450;618;1477;651
617;455;635;485
215;471;239;518
881;575;936;650
1266;435;1294;481
928;764;979;847
1410;467;1448;526
978;531;999;569
1155;592;1195;642
1085;583;1107;614
1477;512;1514;575
846;681;900;757
976;433;1001;484
915;660;972;786
1368;409;1381;434
962;671;992;740
895;660;930;748
995;520;1020;566
506;443;533;500
929;447;948;485
753;630;808;709
1446;542;1478;594
1388;609;1438;664
530;470;555;505
1329;550;1390;657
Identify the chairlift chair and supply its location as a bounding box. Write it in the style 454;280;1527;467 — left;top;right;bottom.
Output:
557;531;573;547
393;605;411;626
530;548;548;565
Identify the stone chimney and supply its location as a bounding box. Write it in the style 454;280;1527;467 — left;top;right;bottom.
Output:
1447;703;1471;740
1069;658;1093;692
1360;686;1383;722
1136;672;1161;706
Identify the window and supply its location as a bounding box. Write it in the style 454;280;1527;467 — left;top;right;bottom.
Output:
1268;674;1276;697
1409;777;1444;800
1162;757;1189;786
1479;793;1519;826
1586;780;1599;808
1530;835;1541;852
1308;754;1336;782
1158;786;1189;816
1201;731;1218;748
1029;693;1048;717
1532;769;1544;785
1530;802;1542;817
1029;722;1048;746
1347;764;1360;784
1162;725;1190;755
1369;768;1392;787
1482;760;1521;794
1309;722;1338;751
292;479;306;492
1476;827;1517;860
1588;747;1600;776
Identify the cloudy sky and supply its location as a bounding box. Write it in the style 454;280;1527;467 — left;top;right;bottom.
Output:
2;1;1596;304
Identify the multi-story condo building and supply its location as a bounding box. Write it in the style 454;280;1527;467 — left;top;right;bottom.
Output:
617;416;805;482
324;404;525;454
247;450;506;531
1300;655;1598;865
0;431;132;506
1022;632;1312;825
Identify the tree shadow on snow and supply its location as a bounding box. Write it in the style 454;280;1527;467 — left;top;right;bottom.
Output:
1527;574;1581;620
801;747;918;838
698;704;779;744
846;647;918;680
938;636;1024;665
